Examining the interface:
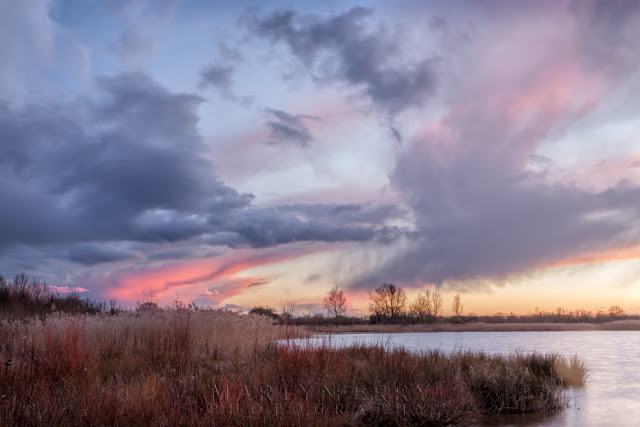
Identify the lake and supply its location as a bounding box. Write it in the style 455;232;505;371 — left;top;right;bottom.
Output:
299;331;640;426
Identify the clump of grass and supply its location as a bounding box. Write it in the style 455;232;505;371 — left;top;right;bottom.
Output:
553;354;589;387
0;310;583;426
462;351;569;413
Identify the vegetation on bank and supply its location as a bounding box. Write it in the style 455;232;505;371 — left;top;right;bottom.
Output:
0;307;586;426
0;272;634;327
275;282;639;328
0;273;113;320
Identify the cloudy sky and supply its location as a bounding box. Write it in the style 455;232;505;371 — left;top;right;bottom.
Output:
2;0;640;314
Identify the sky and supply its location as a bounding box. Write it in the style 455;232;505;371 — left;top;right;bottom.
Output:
1;0;640;315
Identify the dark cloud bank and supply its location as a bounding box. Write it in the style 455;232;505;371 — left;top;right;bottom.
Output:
0;72;399;274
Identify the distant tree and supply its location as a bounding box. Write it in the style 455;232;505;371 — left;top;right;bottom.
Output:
109;299;119;315
323;286;347;318
13;273;29;297
369;283;407;319
608;305;625;316
431;289;443;317
249;306;281;321
136;301;159;312
452;293;464;317
280;297;298;321
410;289;433;320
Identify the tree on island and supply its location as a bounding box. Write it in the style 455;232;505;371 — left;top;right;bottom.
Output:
369;283;407;321
323;286;347;318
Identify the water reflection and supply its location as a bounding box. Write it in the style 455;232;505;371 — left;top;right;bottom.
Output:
299;331;640;426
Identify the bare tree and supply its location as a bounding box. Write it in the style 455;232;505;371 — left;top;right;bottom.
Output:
369;283;407;319
452;293;464;317
323;286;347;318
608;305;625;316
410;289;433;320
280;297;298;321
431;289;443;318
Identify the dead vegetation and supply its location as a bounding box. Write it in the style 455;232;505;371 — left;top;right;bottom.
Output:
0;308;586;425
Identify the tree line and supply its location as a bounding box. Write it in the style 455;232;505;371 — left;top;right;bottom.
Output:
252;283;637;326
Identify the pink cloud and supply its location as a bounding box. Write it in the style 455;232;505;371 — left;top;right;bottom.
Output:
94;243;330;304
50;286;90;294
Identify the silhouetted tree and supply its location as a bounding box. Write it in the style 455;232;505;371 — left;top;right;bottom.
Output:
369;283;407;320
452;293;464;317
323;286;347;318
280;297;298;321
410;289;433;321
431;289;443;317
608;305;625;316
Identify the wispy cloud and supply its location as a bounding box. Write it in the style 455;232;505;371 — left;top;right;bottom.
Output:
265;109;318;148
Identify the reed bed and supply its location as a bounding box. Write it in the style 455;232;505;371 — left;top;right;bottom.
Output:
0;310;584;426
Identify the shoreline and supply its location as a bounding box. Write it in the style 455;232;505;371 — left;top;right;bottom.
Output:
305;319;640;334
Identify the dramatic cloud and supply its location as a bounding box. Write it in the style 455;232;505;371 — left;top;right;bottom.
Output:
0;72;399;278
3;1;640;311
264;109;317;147
349;0;640;289
67;243;142;266
247;7;438;115
278;203;404;225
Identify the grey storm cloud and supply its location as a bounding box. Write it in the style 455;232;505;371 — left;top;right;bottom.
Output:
350;129;640;290
278;203;404;225
0;72;400;270
347;0;640;290
67;243;142;266
265;109;318;148
205;207;401;249
247;7;438;115
350;134;640;290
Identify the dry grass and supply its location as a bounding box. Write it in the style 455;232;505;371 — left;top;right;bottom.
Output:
553;354;589;387
0;309;583;426
307;320;640;334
